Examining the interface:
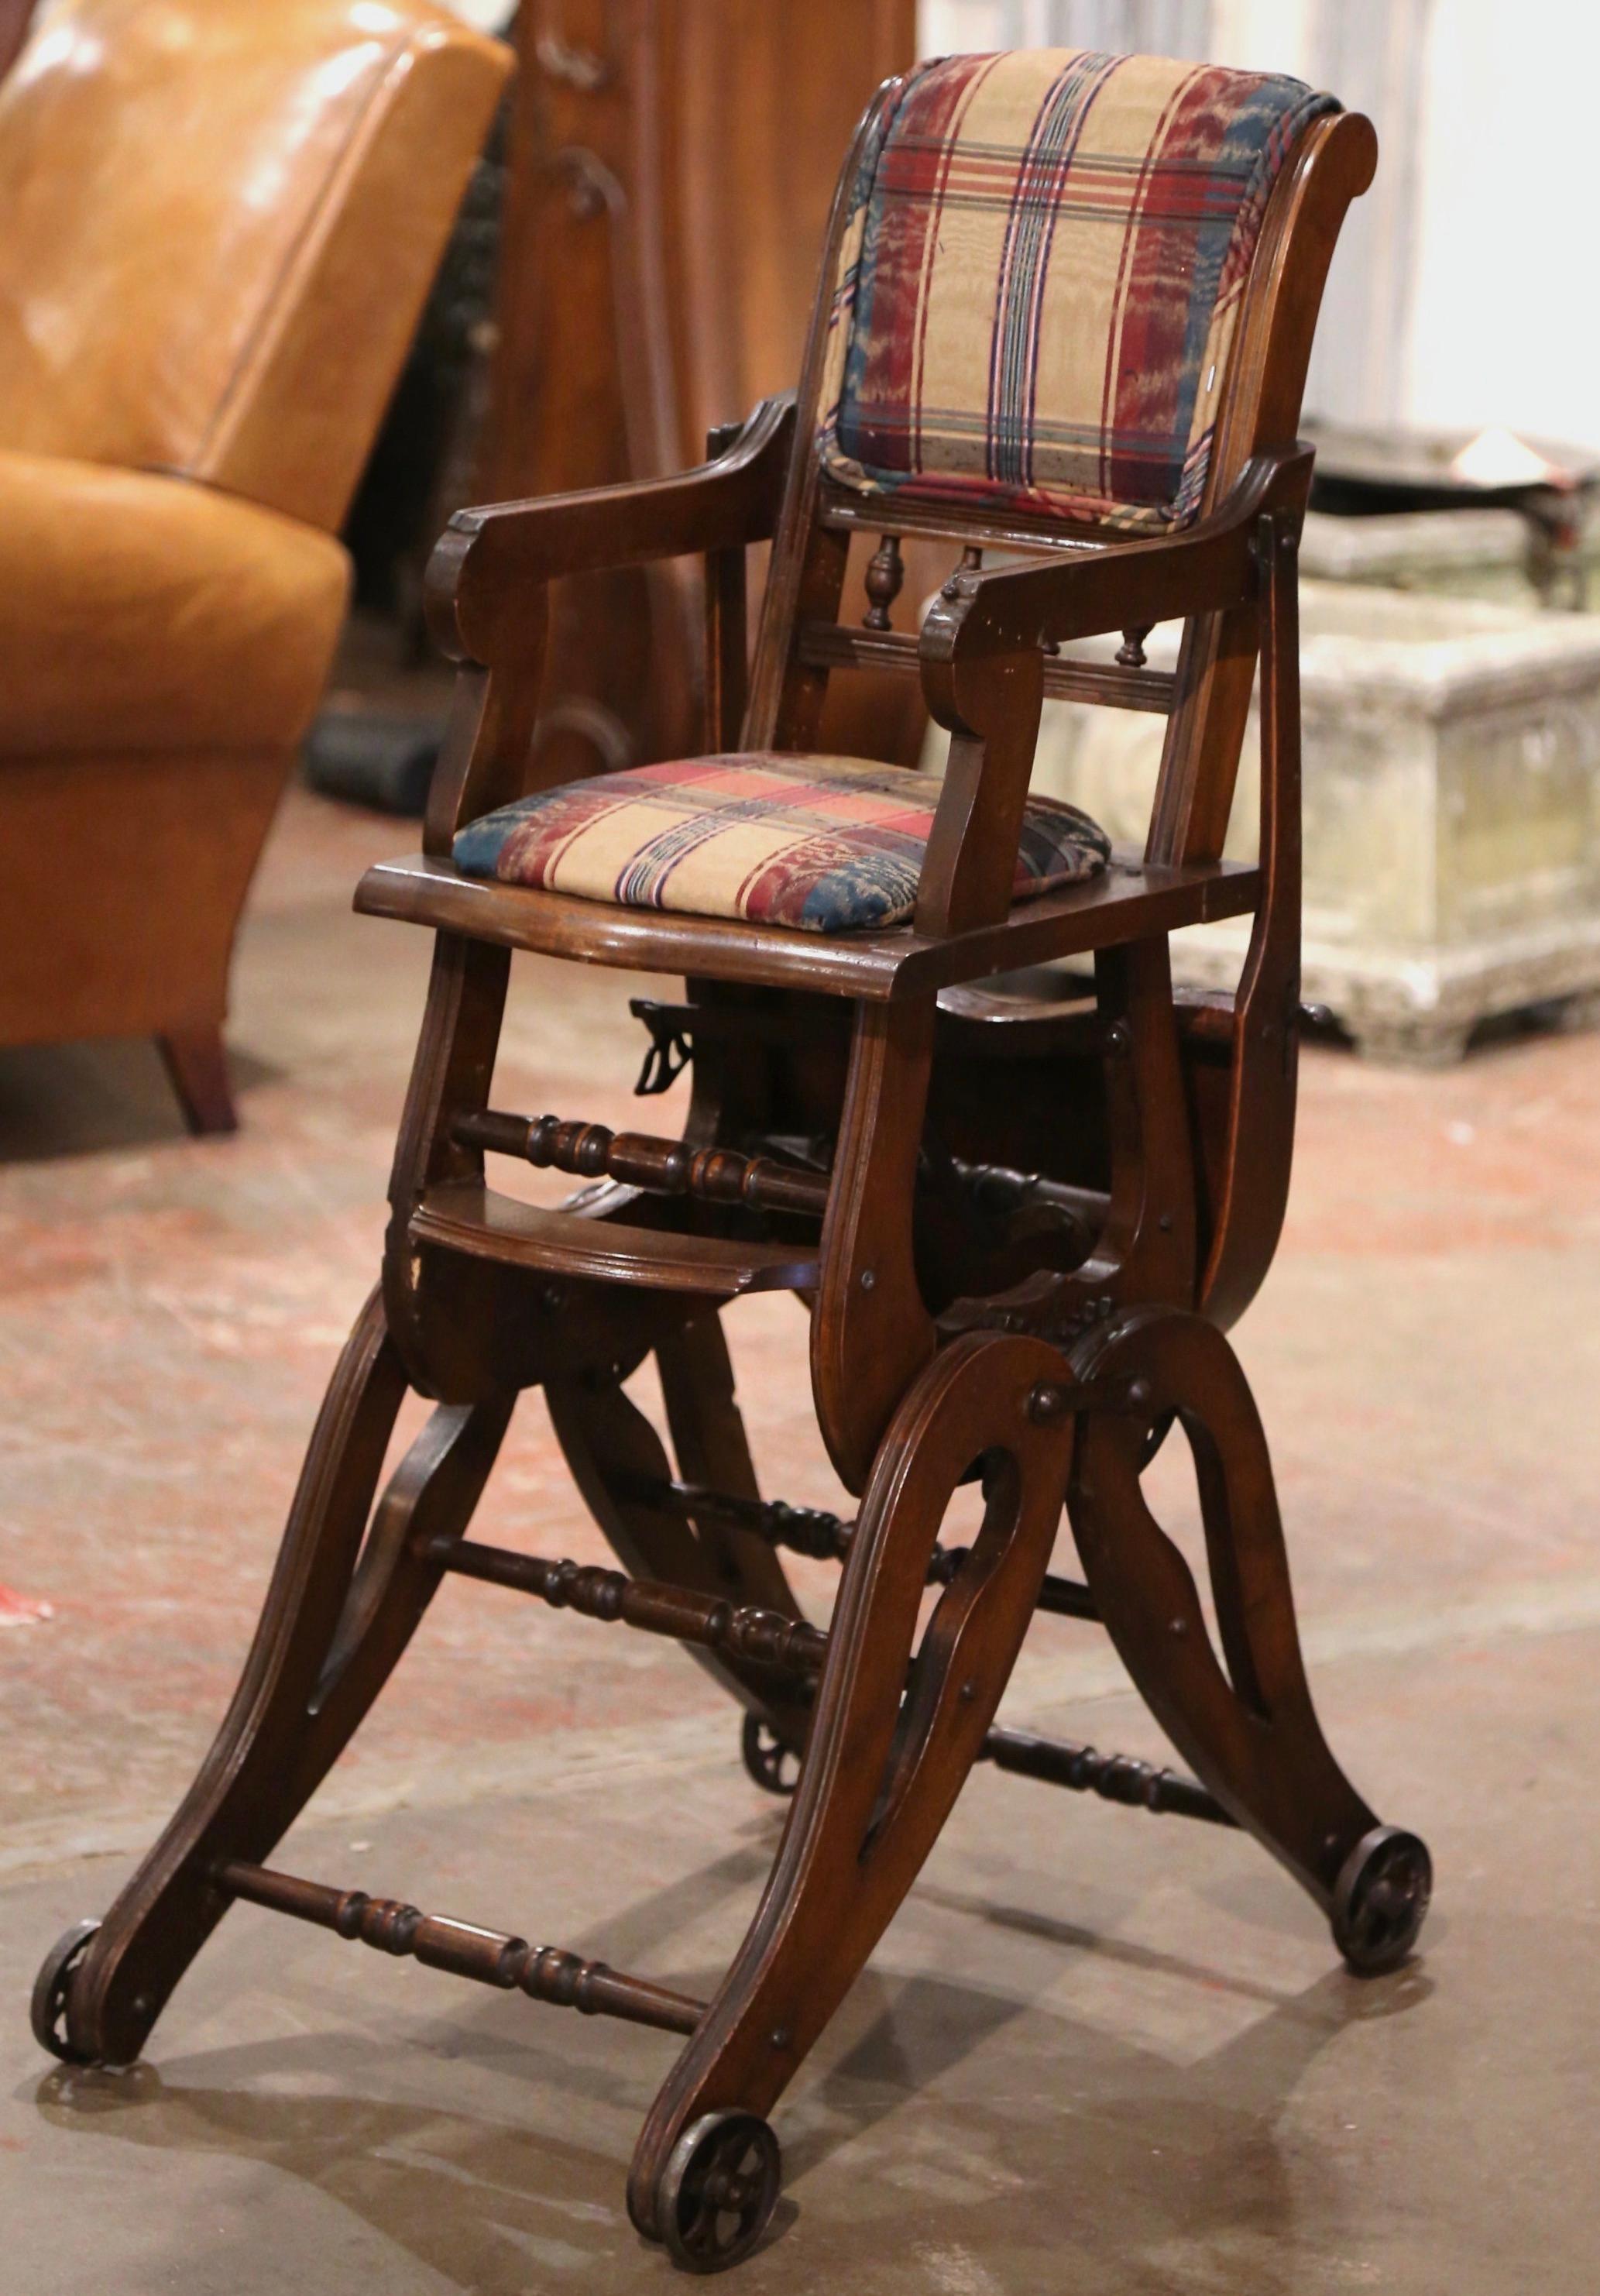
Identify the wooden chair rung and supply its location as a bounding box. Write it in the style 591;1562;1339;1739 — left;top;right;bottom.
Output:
454;1108;830;1219
623;1475;854;1559
216;1860;705;2034
794;617;1176;713
430;1535;831;1675
979;1729;1235;1824
621;1474;1100;1619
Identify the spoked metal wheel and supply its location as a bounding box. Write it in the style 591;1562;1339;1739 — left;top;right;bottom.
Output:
740;1713;800;1797
30;1919;101;2064
658;2110;781;2273
1332;1827;1433;1974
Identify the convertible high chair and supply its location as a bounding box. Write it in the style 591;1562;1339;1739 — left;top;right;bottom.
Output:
36;50;1430;2273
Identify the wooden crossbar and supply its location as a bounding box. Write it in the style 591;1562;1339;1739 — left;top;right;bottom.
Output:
430;1534;1224;1823
630;1474;1102;1621
454;1109;829;1219
217;1861;705;2034
980;1729;1236;1825
431;1538;830;1674
794;618;1177;713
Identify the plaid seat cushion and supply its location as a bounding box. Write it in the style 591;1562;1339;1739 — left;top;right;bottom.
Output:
819;49;1337;533
453;753;1111;934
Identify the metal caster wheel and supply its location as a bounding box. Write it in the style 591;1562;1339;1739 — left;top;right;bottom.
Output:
30;1919;101;2064
659;2110;781;2273
1332;1827;1432;1975
740;1713;798;1797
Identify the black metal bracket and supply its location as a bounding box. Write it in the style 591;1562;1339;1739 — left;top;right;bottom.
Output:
630;998;695;1095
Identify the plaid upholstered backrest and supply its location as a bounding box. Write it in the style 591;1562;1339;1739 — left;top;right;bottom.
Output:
818;50;1337;534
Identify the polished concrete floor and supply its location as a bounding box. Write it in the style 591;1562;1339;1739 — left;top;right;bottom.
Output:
3;789;1598;2291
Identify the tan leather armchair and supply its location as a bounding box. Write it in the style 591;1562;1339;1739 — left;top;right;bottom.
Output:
0;0;510;1131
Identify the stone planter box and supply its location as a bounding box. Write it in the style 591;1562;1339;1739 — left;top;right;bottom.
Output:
1300;504;1600;611
1301;507;1539;606
1024;581;1600;1065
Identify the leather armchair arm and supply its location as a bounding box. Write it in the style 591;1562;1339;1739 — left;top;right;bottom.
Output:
425;393;797;668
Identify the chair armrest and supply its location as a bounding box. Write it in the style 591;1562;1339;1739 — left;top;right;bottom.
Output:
908;446;1314;941
425;393;797;666
918;445;1315;732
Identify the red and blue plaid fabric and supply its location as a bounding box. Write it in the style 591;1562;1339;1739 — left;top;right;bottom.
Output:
819;50;1337;532
453;753;1111;934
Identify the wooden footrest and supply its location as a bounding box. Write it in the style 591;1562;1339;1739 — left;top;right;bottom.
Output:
410;1181;819;1297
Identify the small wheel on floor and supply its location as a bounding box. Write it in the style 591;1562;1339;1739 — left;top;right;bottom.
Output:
659;2110;781;2273
30;1919;101;2064
740;1713;799;1797
1332;1827;1432;1975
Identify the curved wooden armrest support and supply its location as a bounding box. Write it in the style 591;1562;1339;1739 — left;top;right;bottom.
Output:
918;445;1314;733
909;447;1314;941
420;394;796;856
424;391;797;669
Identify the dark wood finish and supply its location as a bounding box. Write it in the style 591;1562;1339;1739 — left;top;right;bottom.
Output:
43;79;1432;2276
1064;1306;1382;1907
434;1535;829;1674
455;1105;832;1218
627;1471;1101;1620
544;1331;814;1758
59;1294;513;2067
979;1727;1233;1824
795;616;1177;712
627;1332;1076;2232
218;1859;705;2035
410;1180;819;1297
356;848;1262;1002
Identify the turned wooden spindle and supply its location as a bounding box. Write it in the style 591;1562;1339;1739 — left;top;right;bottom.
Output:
1116;624;1153;669
216;1860;707;2033
862;532;905;630
627;1473;1101;1616
431;1536;833;1676
453;1108;830;1220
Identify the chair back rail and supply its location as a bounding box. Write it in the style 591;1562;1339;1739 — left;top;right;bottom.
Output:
744;81;1376;906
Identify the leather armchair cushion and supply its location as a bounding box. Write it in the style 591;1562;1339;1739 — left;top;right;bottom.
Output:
0;450;349;756
0;1;511;534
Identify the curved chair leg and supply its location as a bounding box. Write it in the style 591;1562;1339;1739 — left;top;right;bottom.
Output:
547;1312;812;1752
627;1332;1076;2246
1067;1306;1430;1973
41;1290;513;2068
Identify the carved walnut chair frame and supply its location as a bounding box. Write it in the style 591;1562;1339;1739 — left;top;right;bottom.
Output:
35;81;1430;2274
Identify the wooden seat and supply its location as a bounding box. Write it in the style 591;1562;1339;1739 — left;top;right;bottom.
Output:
355;844;1262;999
38;48;1433;2276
